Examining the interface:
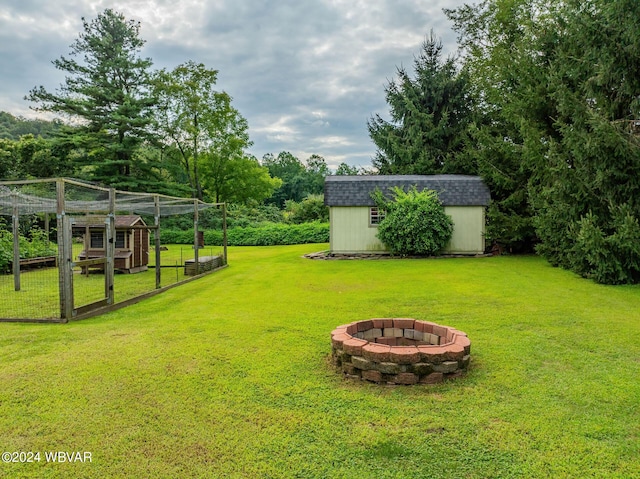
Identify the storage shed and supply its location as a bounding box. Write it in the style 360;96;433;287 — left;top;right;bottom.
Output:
324;175;491;255
75;215;149;273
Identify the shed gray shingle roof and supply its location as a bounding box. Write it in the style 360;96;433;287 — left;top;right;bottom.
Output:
324;175;490;207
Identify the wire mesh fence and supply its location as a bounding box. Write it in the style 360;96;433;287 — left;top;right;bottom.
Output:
0;258;60;320
0;178;227;322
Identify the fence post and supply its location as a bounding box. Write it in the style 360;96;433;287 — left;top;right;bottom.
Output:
56;179;72;322
222;203;228;265
155;195;161;289
12;192;20;292
105;188;115;304
194;200;199;275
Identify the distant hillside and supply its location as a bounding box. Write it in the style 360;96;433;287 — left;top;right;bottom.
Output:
0;111;65;140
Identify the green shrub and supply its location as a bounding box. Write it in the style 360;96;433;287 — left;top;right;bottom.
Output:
372;186;453;256
0;222;57;273
571;206;640;284
284;194;329;224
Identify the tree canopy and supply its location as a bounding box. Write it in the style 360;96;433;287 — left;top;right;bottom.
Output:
262;152;331;208
367;0;640;283
152;61;275;203
0;112;64;140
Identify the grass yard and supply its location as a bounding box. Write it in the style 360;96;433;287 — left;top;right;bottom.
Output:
0;244;639;478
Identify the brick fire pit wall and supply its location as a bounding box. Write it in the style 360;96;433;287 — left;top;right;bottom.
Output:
330;319;471;385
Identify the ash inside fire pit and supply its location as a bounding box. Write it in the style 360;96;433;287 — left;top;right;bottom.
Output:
330;318;471;385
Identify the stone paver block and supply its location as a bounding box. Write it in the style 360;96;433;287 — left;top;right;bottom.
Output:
433;361;459;374
410;362;434;375
372;318;393;329
444;344;465;361
417;345;447;364
362;369;382;383
342;364;357;375
391;372;419;385
351;355;373;370
432;325;449;339
331;332;350;349
343;338;368;356
415;321;436;334
411;330;424;341
393;318;415;329
389;346;421;364
362;343;391;362
357;320;373;332
383;328;403;338
363;328;383;340
460;354;471;369
454;335;471;354
375;337;397;346
377;362;402;374
420;372;444;384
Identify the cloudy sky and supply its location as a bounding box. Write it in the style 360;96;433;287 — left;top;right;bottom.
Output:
0;0;466;170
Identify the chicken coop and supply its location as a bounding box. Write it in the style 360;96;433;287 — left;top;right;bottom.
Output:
75;215;150;274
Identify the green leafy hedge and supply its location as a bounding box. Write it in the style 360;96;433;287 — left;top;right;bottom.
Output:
160;222;329;246
0;227;57;273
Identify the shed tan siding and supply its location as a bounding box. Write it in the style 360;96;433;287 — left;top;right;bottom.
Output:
330;207;386;253
444;206;486;254
329;206;485;255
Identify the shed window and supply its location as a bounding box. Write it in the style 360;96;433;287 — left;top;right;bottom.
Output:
370;207;386;226
90;231;104;248
115;231;126;249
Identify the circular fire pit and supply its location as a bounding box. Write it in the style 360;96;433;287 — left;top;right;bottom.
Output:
330;318;471;385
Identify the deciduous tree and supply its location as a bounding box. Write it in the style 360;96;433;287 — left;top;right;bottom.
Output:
153;61;259;201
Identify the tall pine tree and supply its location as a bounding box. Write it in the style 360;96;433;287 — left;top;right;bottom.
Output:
27;9;159;190
368;31;474;175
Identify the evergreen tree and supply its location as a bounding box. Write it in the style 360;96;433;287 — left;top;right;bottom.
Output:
26;9;159;190
449;0;640;282
530;0;640;283
368;31;474;175
446;1;546;252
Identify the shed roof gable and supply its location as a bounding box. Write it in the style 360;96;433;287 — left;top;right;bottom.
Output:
324;175;491;207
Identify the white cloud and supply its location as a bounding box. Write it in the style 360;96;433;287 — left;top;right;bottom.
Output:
0;0;466;168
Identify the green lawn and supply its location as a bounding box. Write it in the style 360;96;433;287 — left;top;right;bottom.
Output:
1;244;639;478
